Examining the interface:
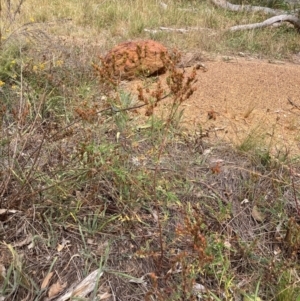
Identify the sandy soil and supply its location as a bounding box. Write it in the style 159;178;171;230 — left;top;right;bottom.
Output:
127;55;300;156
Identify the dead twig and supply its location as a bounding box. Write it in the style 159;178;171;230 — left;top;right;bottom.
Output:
288;97;300;111
191;179;229;204
144;26;217;35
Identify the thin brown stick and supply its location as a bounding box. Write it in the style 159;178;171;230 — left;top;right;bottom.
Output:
288;97;300;111
191;180;229;204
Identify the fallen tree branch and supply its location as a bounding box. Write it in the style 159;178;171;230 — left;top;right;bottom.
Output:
211;0;300;32
144;26;215;34
144;14;300;35
144;1;300;34
229;14;300;31
211;0;286;15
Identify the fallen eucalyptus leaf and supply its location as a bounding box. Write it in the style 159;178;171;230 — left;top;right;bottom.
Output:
0;264;6;279
98;292;112;300
252;205;265;222
41;272;54;290
129;276;146;284
48;281;67;298
12;234;33;248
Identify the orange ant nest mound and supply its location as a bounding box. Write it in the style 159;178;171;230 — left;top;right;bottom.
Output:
103;40;170;80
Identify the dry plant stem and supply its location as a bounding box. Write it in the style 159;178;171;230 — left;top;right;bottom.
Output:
151;82;184;271
191;180;229;204
152;129;167;271
0;0;2;47
11;135;46;208
229;165;290;184
108;281;116;301
152;97;188;271
149;64;197;271
11;0;25;22
4;0;25;26
289;164;300;215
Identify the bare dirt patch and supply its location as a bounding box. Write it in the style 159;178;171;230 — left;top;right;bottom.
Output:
127;55;300;156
